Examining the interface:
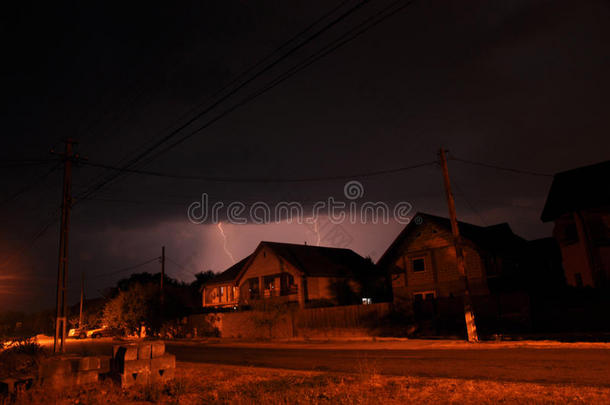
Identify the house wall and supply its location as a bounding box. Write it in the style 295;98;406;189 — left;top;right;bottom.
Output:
390;222;488;302
307;277;336;301
237;245;301;304
553;210;610;287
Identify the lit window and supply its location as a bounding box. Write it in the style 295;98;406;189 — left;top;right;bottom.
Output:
414;290;435;300
362;298;372;305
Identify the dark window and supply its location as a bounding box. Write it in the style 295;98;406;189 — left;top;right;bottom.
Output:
425;292;435;300
280;273;296;295
412;258;426;272
563;223;578;244
589;215;610;244
575;273;583;288
485;255;498;277
247;277;260;299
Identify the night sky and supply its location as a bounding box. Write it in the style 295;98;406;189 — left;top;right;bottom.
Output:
2;0;609;311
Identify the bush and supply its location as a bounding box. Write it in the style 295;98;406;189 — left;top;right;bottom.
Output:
0;338;47;379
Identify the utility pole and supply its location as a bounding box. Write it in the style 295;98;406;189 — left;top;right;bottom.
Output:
160;246;165;306
79;271;84;329
438;148;479;342
53;139;76;353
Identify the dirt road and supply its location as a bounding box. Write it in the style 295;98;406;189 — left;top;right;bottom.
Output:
59;338;610;387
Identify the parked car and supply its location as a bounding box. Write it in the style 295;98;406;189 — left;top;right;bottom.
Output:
68;326;120;339
86;326;120;339
68;327;87;339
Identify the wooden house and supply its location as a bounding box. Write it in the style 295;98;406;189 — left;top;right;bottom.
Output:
377;212;530;304
541;160;610;288
201;241;378;309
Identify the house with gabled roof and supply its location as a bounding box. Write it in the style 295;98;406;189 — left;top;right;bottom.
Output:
201;241;378;309
377;212;530;304
541;160;610;288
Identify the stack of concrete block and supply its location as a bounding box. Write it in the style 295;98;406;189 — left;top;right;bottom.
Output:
112;341;175;388
0;376;35;396
38;355;111;389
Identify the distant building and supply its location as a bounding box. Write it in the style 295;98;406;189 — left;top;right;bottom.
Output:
201;241;379;309
541;160;610;288
377;212;535;304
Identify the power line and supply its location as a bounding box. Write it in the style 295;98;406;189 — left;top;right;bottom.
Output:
0;159;56;168
86;257;160;280
139;0;415;168
74;0;373;204
82;0;355;187
0;211;60;269
165;256;198;278
449;156;553;178
450;175;488;226
80;159;436;183
0;162;61;206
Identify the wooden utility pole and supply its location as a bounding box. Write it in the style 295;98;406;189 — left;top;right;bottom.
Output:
160;246;165;305
53;139;76;353
79;272;84;329
438;148;479;342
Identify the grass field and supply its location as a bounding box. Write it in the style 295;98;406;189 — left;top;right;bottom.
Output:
6;361;610;404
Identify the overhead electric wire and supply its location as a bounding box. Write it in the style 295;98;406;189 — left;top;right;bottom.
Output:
138;0;416;168
449;156;553;178
0;210;60;268
0;159;56;168
74;0;373;204
80;159;435;183
165;256;198;278
85;0;354;184
449;175;488;226
0;162;61;206
86;257;160;280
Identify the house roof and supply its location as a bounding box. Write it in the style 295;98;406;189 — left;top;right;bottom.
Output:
205;241;371;286
541;160;610;222
377;212;526;268
203;255;251;286
257;241;371;278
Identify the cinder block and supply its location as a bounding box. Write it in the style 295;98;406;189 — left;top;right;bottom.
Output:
151;341;165;358
73;369;100;385
137;343;152;359
150;353;175;371
0;378;16;395
0;377;35;394
71;356;102;371
150;366;175;384
99;356;112;374
39;357;73;378
113;344;138;362
120;358;150;374
119;369;150;388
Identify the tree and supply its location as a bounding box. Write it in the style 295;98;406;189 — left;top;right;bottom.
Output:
103;280;190;336
102;283;159;335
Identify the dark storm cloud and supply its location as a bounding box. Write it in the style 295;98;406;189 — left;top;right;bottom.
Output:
2;0;609;310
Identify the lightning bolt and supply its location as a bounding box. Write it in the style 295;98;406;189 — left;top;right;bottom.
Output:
313;219;321;246
217;222;236;264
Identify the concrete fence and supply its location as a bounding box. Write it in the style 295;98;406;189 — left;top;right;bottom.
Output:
188;302;393;339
